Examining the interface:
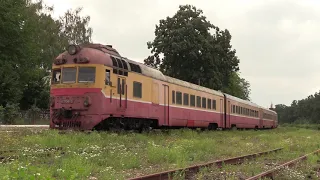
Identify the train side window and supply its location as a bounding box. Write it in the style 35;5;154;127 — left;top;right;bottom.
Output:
183;93;189;106
240;107;243;115
196;96;201;108
133;81;142;98
172;91;175;104
105;69;111;85
202;97;206;108
213;100;216;110
190;95;195;107
208;99;212;109
232;105;235;113
176;91;182;105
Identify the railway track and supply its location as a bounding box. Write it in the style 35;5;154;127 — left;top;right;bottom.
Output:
128;147;283;180
246;148;320;180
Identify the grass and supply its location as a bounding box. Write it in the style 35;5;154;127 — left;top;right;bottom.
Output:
0;126;320;179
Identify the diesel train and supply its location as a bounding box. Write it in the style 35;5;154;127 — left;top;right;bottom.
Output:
49;43;278;131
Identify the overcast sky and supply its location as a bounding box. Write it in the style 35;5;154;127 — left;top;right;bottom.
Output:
43;0;320;108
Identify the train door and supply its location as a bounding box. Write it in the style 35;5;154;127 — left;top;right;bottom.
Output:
104;67;112;96
117;76;127;109
259;109;263;128
220;99;223;127
163;84;169;126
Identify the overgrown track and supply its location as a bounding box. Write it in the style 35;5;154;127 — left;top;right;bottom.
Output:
128;147;283;180
246;148;320;180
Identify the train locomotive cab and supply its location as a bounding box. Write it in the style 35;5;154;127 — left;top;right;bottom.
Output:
50;44;124;130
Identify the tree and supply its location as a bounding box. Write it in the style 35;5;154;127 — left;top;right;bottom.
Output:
0;0;28;107
222;72;251;100
58;7;93;46
0;0;93;114
144;4;241;94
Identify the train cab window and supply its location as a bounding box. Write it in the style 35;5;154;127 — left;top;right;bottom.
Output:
176;91;182;105
52;69;61;84
202;97;206;108
133;81;142;98
190;95;195;107
183;93;189;106
208;99;212;109
105;69;111;85
213;100;216;110
62;67;76;83
172;91;175;104
196;96;201;108
78;67;95;83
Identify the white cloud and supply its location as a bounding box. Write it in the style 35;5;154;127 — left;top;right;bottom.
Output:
43;0;320;108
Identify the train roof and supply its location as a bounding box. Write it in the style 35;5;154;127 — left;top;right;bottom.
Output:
224;94;277;114
125;58;224;97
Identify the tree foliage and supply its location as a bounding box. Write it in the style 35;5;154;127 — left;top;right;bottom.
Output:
274;91;320;124
222;72;251;100
0;0;93;123
145;4;249;99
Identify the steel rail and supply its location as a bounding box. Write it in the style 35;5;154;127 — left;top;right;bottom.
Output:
128;147;283;180
245;148;320;180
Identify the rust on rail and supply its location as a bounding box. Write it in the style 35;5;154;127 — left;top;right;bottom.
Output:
128;147;283;180
246;148;320;180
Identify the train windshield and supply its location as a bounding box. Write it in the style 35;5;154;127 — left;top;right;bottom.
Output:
62;67;76;83
78;67;95;83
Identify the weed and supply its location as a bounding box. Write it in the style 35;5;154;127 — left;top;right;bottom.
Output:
0;127;320;179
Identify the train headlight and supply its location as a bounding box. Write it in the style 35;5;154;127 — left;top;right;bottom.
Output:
68;45;78;55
